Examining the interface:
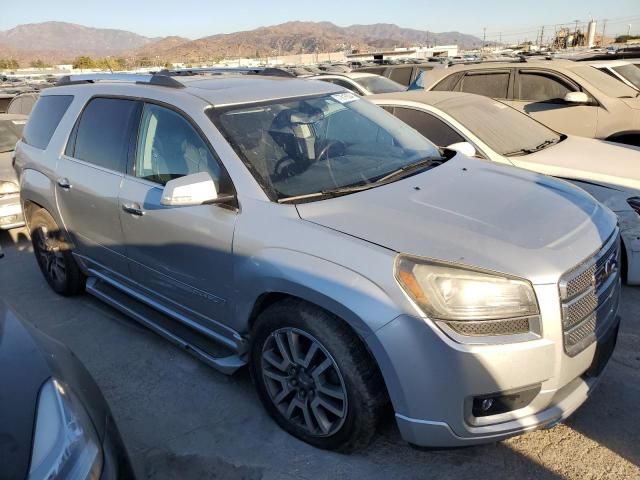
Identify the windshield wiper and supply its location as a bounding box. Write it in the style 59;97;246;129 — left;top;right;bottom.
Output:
504;138;560;157
373;156;441;184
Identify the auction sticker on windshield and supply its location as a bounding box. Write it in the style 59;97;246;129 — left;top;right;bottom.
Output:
332;92;359;104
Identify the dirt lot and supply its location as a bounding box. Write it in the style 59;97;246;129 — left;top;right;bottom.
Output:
1;228;639;480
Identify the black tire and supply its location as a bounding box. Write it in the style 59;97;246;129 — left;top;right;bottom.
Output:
30;208;85;296
250;299;387;452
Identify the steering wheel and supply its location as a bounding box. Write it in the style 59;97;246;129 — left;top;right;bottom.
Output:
315;140;345;163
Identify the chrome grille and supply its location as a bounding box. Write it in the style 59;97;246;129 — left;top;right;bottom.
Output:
447;317;531;337
559;232;621;357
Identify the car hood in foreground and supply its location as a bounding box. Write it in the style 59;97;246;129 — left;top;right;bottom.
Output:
512;136;640;192
297;155;617;284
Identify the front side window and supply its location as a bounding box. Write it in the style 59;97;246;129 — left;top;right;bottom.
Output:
22;95;73;150
72;98;141;172
135;103;222;186
391;107;465;147
460;72;510;98
518;71;574;102
210;93;441;201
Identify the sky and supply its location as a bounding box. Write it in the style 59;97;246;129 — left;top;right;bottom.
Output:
2;0;639;42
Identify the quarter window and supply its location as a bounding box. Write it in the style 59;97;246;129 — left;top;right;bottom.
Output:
388;67;414;86
73;98;141;172
392;107;465;147
22;95;73;150
518;71;574;102
460;72;510;98
135;103;222;187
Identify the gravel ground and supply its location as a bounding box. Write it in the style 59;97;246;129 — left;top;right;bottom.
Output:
1;228;639;480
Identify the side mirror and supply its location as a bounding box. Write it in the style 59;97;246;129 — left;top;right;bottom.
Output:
446;141;477;157
563;92;589;104
161;172;230;207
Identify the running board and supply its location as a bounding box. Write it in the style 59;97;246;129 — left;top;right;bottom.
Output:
86;277;246;375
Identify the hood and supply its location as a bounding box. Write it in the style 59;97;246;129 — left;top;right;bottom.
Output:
0;304;51;480
0;151;19;185
296;155;617;284
512;136;640;192
620;97;640;110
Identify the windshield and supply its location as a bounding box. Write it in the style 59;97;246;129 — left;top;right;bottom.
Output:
572;65;638;98
210;93;441;201
354;76;405;94
0;119;23;153
440;96;561;156
613;64;640;90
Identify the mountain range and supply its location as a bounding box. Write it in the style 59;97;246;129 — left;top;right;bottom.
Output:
0;21;483;65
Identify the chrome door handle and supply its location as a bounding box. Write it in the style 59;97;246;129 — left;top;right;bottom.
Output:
122;203;145;216
57;178;72;189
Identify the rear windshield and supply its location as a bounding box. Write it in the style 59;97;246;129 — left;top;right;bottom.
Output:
572;66;638;98
354;76;405;94
439;96;561;156
0;118;24;152
22;95;74;149
612;64;640;90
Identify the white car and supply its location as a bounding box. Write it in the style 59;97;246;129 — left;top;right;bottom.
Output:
309;72;406;96
370;90;640;284
585;59;640;91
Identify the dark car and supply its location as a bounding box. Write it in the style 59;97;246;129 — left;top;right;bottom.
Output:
0;302;135;480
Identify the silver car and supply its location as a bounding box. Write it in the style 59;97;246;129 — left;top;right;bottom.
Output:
0;113;27;229
15;73;621;451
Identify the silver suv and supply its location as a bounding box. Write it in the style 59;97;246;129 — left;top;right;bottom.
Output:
15;73;621;451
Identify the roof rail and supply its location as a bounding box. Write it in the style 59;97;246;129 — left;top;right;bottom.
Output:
157;67;295;78
56;73;184;89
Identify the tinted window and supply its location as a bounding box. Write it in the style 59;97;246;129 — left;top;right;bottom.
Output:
460;72;509;98
392;107;465;147
322;78;361;94
73;98;141;172
518;72;573;102
136;103;222;187
22;95;73;149
359;67;385;76
388;67;414;86
432;72;464;91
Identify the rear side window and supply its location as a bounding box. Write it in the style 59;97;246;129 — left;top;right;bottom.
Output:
460;72;510;98
392;107;465;147
72;98;141;172
388;67;414;86
518;71;574;102
432;72;464;91
22;95;73;149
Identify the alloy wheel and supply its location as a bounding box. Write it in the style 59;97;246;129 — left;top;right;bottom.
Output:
261;327;348;437
35;226;67;283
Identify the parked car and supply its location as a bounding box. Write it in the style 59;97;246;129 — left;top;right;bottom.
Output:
0;113;27;229
370;90;640;284
417;59;640;145
7;91;40;115
357;63;444;87
16;73;621;451
0;300;135;479
585;60;640;91
309;72;405;95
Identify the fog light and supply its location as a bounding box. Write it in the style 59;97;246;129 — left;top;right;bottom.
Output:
472;384;541;417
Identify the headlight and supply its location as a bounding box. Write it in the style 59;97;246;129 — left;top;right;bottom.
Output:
395;255;540;338
0;180;19;196
628;197;640;216
28;379;103;480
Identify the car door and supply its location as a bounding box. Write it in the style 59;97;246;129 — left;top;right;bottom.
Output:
118;101;238;330
57;97;142;278
504;69;598;137
457;69;512;100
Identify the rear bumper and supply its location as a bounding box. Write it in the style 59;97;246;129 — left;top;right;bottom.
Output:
0;194;25;229
369;283;620;447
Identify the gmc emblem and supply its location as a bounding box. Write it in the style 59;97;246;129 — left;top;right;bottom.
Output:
595;256;618;289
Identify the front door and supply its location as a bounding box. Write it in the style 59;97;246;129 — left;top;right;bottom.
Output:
118;102;238;331
56;97;142;278
504;69;599;137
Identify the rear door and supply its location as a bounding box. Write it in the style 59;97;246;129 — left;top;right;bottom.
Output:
457;69;512;99
56;97;142;278
118;101;238;330
506;68;598;136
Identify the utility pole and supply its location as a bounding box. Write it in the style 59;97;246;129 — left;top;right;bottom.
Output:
483;27;486;50
628;24;632;38
574;19;580;48
601;19;607;46
540;25;545;48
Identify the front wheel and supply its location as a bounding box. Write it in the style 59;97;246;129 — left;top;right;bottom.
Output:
250;299;387;452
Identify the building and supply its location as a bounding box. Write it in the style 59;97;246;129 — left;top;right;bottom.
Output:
346;45;458;63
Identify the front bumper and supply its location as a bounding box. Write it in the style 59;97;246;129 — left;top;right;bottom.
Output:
369;283;620;447
0;193;25;229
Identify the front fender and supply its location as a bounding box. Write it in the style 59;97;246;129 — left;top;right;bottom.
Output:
232;248;403;339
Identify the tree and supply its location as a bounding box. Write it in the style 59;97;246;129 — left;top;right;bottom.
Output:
615;35;640;43
29;59;49;68
0;59;19;70
73;56;96;70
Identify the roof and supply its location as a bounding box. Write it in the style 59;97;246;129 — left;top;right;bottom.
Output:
45;74;344;108
309;72;377;80
583;59;632;68
369;90;484;108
